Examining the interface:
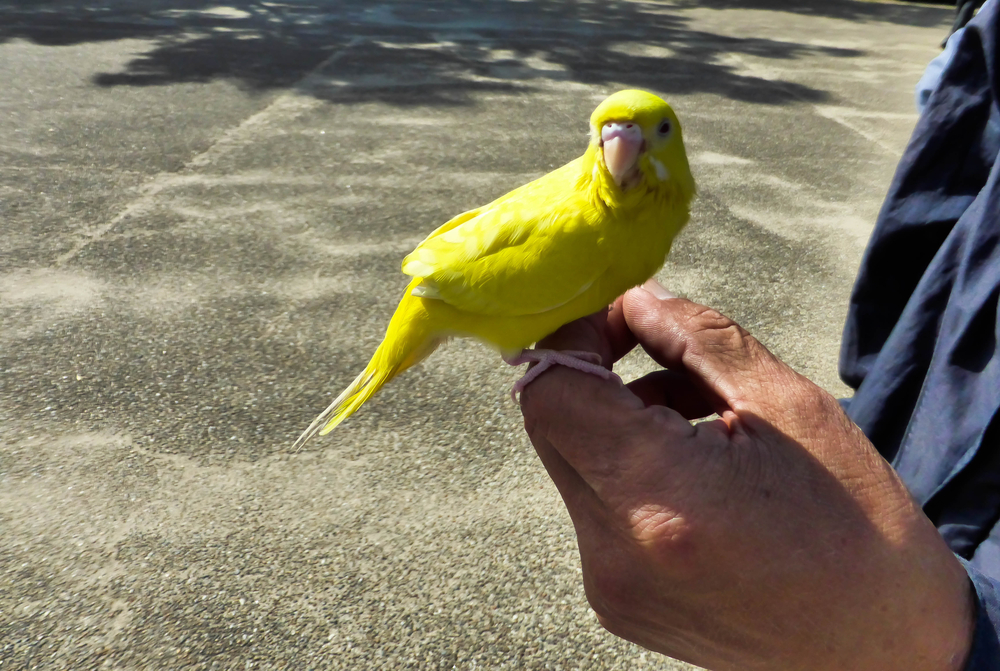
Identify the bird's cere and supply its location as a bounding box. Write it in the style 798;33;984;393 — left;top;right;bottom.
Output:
601;122;643;188
601;122;643;144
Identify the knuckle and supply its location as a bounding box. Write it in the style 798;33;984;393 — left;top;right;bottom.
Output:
619;502;703;576
594;610;631;640
684;306;752;353
686;304;738;332
624;503;690;546
584;562;642;624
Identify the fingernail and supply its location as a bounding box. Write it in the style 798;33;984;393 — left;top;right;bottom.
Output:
641;279;676;300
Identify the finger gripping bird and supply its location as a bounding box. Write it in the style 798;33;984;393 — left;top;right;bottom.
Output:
294;89;695;448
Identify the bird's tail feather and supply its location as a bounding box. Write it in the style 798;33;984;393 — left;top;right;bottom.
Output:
291;361;392;450
292;291;436;450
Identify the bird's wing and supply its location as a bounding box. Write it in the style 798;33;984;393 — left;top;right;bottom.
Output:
401;160;607;317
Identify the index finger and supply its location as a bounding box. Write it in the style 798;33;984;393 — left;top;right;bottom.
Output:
535;297;639;369
520;331;698;503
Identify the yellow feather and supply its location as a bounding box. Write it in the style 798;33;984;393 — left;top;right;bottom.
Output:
293;89;696;448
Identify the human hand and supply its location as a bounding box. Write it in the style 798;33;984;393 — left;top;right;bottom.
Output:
519;282;974;671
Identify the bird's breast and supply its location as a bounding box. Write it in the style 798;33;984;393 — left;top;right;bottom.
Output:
603;199;687;287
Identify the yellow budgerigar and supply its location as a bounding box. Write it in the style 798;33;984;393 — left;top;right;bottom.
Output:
293;89;695;448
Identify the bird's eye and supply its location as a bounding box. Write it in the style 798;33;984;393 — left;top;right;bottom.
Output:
658;120;672;136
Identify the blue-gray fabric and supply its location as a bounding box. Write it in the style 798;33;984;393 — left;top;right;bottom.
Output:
839;4;1000;666
917;1;996;113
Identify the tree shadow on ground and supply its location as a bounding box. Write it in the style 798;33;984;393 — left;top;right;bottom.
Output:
0;0;949;107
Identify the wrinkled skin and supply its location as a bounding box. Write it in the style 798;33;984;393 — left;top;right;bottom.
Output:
519;283;974;671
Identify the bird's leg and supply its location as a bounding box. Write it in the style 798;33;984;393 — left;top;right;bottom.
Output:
502;349;622;401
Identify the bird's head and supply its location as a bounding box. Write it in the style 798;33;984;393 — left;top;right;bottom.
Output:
588;90;695;201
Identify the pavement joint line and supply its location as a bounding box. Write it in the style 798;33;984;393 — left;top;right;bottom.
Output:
813;105;908;154
723;51;913;156
53;36;366;268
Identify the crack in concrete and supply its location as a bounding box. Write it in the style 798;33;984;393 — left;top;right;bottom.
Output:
53;37;365;268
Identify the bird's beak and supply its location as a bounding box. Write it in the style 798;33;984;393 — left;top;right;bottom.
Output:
601;122;644;188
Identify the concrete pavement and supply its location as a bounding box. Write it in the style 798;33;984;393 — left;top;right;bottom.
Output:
1;1;952;669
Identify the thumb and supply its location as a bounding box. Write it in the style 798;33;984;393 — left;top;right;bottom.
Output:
623;281;801;418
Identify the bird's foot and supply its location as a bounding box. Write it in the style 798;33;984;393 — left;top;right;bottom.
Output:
502;349;621;401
